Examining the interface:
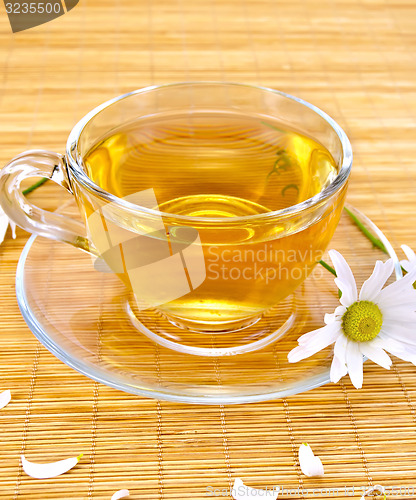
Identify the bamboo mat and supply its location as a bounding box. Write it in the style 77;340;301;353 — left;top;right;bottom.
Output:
1;0;416;498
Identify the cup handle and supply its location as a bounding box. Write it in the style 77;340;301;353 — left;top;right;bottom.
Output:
0;149;93;253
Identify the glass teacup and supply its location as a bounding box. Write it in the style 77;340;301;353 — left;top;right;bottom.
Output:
0;83;352;355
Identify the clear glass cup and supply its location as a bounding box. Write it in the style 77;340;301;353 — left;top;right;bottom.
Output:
0;82;352;356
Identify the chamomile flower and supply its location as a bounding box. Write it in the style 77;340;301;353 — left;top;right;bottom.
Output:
288;250;416;389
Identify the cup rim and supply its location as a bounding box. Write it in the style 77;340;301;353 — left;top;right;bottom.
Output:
66;81;352;223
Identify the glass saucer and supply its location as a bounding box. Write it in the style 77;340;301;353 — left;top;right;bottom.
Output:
16;204;400;404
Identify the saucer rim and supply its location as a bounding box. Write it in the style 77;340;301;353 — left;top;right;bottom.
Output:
15;204;400;404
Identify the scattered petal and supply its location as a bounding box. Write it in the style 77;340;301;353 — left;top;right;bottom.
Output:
231;478;279;499
111;490;130;500
21;453;83;479
10;220;16;239
298;444;324;477
0;389;11;409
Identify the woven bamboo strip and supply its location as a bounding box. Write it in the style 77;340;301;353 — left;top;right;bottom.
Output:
1;0;416;498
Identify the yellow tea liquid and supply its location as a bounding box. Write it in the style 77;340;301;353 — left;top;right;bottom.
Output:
83;113;343;331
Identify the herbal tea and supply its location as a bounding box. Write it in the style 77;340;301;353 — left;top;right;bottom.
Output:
83;113;344;331
84;114;337;214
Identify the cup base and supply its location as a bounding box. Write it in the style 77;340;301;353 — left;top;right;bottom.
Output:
125;292;301;356
165;313;263;334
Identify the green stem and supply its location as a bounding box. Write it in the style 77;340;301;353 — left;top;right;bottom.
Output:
260;120;285;134
22;177;48;195
344;206;388;254
343;206;409;275
319;258;342;297
319;259;337;277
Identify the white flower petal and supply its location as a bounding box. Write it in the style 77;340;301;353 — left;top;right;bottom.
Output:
111;490;130;500
359;342;392;370
381;321;416;345
298;444;324;477
376;267;416;307
21;453;83;479
297;322;341;348
330;355;348;384
324;313;335;324
386;350;416;365
346;341;363;389
0;390;11;409
0;211;9;244
401;260;413;273
330;335;348;383
333;333;348;363
296;325;330;346
401;245;416;263
10;220;16;239
376;333;416;362
334;305;347;317
329;250;357;306
231;478;279;499
376;284;416;307
382;306;416;323
287;323;341;363
287;345;314;363
359;259;394;301
324;306;347;325
0;207;16;242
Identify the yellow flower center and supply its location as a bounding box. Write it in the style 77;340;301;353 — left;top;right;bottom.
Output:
341;301;383;342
